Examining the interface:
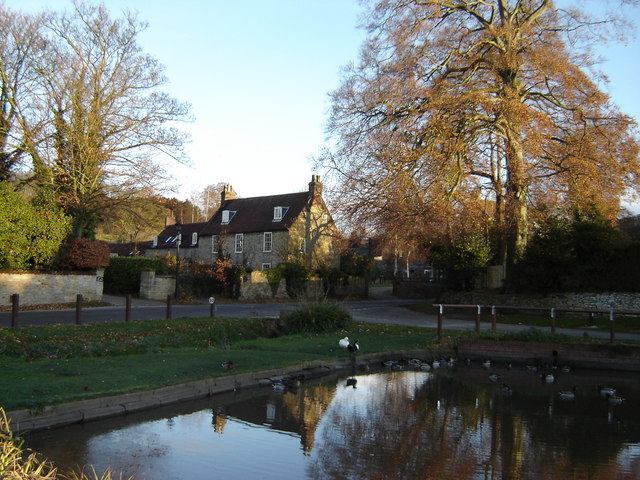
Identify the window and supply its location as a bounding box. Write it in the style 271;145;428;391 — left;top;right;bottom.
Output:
222;210;236;224
263;232;272;252
299;239;306;253
262;263;271;270
211;235;219;254
191;232;198;245
152;235;158;247
235;233;243;253
272;206;289;222
321;214;329;224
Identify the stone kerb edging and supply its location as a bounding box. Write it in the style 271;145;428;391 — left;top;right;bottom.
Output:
7;349;442;435
10;342;639;434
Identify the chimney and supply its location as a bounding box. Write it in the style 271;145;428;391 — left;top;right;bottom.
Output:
308;175;322;199
221;184;236;202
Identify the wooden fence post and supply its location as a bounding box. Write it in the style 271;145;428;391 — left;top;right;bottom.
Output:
75;294;83;325
125;294;132;322
475;305;481;333
491;306;497;331
166;294;173;320
609;310;615;343
11;293;19;328
437;304;443;339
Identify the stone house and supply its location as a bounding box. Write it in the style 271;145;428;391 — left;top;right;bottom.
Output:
146;175;341;271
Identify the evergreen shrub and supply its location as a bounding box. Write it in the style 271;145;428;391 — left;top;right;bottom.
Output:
104;256;164;294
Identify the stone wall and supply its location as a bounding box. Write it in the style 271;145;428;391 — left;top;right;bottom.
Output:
440;291;640;312
0;270;104;306
139;270;175;301
239;271;367;301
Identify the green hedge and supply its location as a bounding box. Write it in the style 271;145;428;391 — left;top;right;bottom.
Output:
104;256;164;294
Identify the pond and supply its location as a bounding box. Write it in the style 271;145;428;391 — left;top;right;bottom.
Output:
24;359;640;480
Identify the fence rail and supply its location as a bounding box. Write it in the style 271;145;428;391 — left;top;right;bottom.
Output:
434;303;640;343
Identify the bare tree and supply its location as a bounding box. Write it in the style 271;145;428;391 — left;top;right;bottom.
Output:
189;182;227;222
319;0;640;276
20;1;192;238
0;7;48;181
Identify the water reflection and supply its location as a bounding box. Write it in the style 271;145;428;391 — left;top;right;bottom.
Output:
25;363;640;480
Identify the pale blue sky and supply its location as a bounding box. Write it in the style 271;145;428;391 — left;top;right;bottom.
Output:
10;1;640;207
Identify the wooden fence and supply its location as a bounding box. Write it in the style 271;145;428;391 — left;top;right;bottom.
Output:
435;303;640;343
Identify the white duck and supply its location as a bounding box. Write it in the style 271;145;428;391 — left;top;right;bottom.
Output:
339;337;350;349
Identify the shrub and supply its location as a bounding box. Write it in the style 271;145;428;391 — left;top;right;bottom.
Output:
104;256;164;294
277;262;311;299
283;302;353;334
0;182;71;270
60;239;111;270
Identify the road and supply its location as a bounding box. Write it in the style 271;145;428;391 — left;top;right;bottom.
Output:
1;287;639;342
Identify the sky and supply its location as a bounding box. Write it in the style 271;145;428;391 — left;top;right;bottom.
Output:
9;0;640;207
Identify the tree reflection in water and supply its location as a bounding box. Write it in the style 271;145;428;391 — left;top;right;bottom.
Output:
25;364;640;480
304;366;639;479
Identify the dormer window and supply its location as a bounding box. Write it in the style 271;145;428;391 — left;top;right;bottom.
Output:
191;232;198;245
273;206;289;222
222;210;236;224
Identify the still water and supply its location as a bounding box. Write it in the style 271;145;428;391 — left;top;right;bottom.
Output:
25;360;640;480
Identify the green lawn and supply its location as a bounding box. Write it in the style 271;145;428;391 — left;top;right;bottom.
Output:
2;308;638;412
0;319;444;411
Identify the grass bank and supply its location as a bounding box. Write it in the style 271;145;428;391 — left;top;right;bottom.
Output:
2;309;639;412
0;318;445;411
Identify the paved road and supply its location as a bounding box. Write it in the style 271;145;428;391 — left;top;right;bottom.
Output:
1;287;639;342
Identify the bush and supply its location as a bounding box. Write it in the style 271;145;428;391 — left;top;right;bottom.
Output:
277;262;311;299
104;256;164;294
0;182;71;270
283;302;353;334
60;239;111;270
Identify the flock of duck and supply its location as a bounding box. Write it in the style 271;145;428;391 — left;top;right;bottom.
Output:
479;357;627;405
376;354;628;405
223;337;630;404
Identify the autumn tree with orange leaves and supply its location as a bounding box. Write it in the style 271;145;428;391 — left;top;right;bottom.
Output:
319;0;640;282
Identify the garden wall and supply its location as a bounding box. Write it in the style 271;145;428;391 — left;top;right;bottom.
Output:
239;271;367;301
139;271;175;301
0;270;104;306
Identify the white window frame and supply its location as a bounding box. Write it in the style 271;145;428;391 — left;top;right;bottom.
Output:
262;263;271;270
273;206;283;221
235;233;243;253
152;235;158;247
211;235;219;254
191;232;198;245
263;232;272;252
222;210;236;224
